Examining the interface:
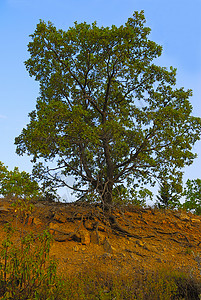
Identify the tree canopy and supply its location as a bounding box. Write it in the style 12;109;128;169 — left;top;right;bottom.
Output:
15;11;201;206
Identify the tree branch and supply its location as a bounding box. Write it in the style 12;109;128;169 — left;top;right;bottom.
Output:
114;126;157;181
44;41;104;117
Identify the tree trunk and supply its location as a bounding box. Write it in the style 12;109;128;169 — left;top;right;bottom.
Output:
102;181;113;208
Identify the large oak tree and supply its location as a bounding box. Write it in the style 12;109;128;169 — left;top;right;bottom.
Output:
15;11;201;206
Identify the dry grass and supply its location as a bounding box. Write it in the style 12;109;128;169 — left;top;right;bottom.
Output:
60;265;201;300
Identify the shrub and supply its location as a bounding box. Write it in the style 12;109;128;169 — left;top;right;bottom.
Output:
0;224;64;300
0;161;42;221
0;161;41;202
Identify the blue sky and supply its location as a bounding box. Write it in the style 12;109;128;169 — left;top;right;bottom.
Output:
0;0;201;199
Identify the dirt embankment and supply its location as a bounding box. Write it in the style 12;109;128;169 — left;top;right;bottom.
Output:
0;198;200;279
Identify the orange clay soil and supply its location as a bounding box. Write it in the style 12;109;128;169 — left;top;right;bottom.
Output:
0;198;200;280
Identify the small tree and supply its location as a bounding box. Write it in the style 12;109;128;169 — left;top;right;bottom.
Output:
183;179;201;215
0;161;41;216
156;179;181;209
156;181;170;208
0;161;40;201
15;11;201;207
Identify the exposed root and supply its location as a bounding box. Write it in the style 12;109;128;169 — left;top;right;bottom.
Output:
108;215;142;239
156;229;191;245
49;205;196;246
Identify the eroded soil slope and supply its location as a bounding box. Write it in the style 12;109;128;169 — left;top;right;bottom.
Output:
0;198;200;279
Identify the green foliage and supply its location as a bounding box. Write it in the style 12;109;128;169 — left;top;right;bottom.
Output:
156;179;182;209
183;178;201;215
0;225;64;300
0;161;42;219
15;11;201;206
77;184;153;207
112;184;153;207
156;181;170;208
0;161;41;202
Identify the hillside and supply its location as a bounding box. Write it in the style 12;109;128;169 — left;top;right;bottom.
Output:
0;198;200;283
